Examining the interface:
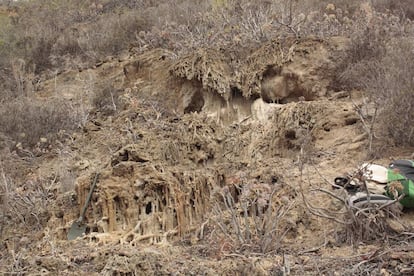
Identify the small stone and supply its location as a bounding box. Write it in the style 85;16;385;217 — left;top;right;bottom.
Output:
326;3;335;12
55;210;64;218
380;268;390;276
134;179;145;187
73;160;90;170
348;142;364;151
387;218;405;233
352;133;368;143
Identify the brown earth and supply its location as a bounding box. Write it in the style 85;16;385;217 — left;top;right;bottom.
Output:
1;37;414;275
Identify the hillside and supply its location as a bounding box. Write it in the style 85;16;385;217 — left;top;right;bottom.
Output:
1;1;414;275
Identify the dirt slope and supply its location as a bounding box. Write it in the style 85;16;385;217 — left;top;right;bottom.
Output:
2;37;414;275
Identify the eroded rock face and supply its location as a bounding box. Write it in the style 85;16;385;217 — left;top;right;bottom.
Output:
66;95;355;246
166;38;338;124
261;75;288;103
40;37;362;250
251;98;282;122
75;161;224;243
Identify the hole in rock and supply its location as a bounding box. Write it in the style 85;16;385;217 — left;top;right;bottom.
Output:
145;202;152;214
184;88;204;113
345;117;358;125
285;129;296;140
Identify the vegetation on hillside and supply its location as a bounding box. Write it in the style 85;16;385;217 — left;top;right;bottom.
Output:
0;0;413;148
0;1;414;274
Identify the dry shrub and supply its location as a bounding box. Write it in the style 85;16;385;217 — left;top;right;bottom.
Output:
0;0;149;78
340;204;403;244
52;10;148;67
0;170;53;233
300;164;404;246
134;0;323;54
4;0;409;85
372;39;414;146
332;28;387;91
135;0;396;55
208;179;295;256
92;83;121;115
372;0;414;20
331;8;414;147
0;97;79;148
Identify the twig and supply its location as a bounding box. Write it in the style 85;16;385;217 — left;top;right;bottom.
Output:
377;193;405;210
311;164;337;186
223;192;244;243
222;253;249;260
353;247;390;271
311;188;348;205
299;165;350;224
198;219;209;240
298;238;328;254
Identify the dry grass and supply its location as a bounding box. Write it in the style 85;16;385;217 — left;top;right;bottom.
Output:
372;0;414;20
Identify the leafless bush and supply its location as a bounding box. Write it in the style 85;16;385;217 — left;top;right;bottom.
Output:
52;10;148;67
299;159;406;245
332;24;388;90
209;180;294;256
372;0;414;20
331;8;414;147
92;83;121;115
0;97;80;148
134;0;397;55
4;0;409;82
0;0;150;78
341;205;403;244
0;167;54;233
371;39;414;146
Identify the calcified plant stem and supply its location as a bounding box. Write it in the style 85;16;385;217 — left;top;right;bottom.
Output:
222;191;244;243
0;165;8;237
352;98;378;154
110;91;117;112
11;59;26;97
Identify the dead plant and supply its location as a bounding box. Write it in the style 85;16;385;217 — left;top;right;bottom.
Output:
209;178;294;256
332;10;414;149
92;82;120;116
0;97;80;148
0;165;54;233
298;149;408;245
